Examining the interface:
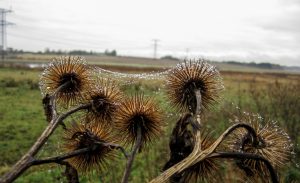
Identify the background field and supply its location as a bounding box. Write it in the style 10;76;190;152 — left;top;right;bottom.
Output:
0;56;299;183
4;53;300;73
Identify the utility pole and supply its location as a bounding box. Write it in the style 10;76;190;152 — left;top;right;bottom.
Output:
0;8;13;61
152;39;160;59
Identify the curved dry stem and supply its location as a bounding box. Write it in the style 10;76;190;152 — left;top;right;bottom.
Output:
149;123;259;183
209;152;278;183
149;89;203;183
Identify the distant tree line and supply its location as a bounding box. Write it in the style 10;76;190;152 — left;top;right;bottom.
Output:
160;55;179;61
5;47;288;70
224;61;283;70
6;47;118;57
104;49;117;56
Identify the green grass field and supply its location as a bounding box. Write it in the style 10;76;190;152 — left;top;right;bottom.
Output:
0;65;299;183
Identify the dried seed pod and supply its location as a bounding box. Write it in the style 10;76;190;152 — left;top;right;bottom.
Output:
163;113;194;172
42;94;52;122
230;113;292;179
166;60;223;113
83;78;122;125
39;56;92;106
114;94;163;149
63;122;116;173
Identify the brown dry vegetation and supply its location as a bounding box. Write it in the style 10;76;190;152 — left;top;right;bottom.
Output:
5;53;299;74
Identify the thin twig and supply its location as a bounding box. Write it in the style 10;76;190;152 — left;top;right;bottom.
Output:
216;123;259;146
30;141;127;183
209;152;278;183
121;126;142;183
31;148;91;166
31;140;128;165
58;103;91;123
95;142;129;159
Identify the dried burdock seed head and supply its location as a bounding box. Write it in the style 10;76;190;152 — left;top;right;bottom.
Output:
39;56;92;106
230;113;292;178
83;78;122;125
166;60;223;113
115;94;163;149
63;122;116;173
181;131;220;183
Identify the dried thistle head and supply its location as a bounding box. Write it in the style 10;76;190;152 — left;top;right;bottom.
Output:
63;122;116;173
166;60;223;113
182;132;220;183
40;56;92;106
230;113;292;178
114;94;163;148
83;78;123;125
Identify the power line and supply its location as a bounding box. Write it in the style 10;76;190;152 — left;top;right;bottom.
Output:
8;32;154;52
0;8;13;60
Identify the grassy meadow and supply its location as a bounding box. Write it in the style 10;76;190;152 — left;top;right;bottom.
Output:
0;64;299;183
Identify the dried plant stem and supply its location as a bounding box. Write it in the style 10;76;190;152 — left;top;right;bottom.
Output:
194;89;202;151
149;122;259;183
194;89;201;118
32;147;91;166
95;142;129;159
121;126;142;183
0;103;91;183
27;142;126;183
150;88;260;183
209;152;278;183
32;141;127;166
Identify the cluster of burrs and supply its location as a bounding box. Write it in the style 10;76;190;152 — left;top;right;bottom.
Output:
39;57;293;182
39;56;164;176
3;56;292;183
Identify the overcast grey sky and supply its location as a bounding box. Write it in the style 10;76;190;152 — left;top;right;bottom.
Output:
1;0;300;66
